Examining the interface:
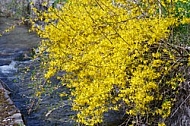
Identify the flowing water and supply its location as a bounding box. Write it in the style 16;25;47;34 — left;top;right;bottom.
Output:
0;17;43;125
0;17;78;126
0;17;125;126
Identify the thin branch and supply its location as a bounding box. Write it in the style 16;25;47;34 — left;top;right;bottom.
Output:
170;94;190;118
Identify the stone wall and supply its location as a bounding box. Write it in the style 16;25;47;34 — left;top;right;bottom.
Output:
0;79;25;126
0;0;56;18
0;0;28;18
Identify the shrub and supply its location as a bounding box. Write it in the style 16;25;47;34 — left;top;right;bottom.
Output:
31;0;190;125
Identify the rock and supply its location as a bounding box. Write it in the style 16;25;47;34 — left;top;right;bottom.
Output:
0;59;12;66
0;80;25;126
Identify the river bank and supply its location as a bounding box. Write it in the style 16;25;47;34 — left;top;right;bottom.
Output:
0;79;25;126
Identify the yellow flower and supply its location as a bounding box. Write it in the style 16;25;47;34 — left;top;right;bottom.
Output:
30;0;188;125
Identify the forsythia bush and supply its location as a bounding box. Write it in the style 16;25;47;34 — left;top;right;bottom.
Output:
31;0;190;125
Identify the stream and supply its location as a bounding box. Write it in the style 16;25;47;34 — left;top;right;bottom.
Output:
0;17;76;126
0;17;43;125
0;17;125;126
